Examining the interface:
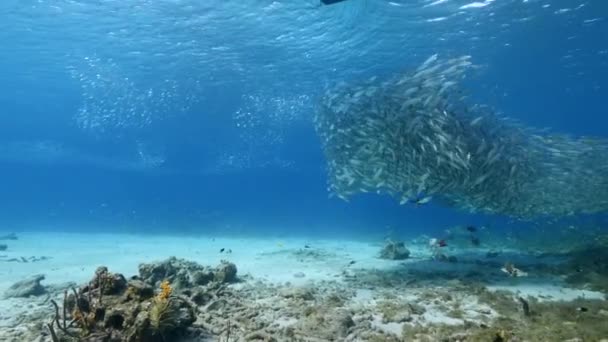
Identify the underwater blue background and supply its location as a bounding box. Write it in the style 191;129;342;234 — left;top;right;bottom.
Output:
0;0;606;237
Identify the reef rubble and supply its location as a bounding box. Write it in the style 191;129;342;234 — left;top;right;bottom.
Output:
1;254;607;342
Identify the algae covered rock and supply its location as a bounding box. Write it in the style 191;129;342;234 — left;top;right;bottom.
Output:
125;279;154;300
3;274;47;298
43;264;207;342
379;240;411;260
192;270;214;285
138;256;237;288
6;258;250;342
214;260;237;283
330;309;355;337
91;266;127;295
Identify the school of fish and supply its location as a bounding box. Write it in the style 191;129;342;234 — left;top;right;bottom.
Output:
313;55;608;218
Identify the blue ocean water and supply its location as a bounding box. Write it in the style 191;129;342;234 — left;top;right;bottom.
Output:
0;0;607;239
2;2;608;342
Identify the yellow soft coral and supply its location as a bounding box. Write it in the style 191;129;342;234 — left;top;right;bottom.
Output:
157;280;172;301
150;280;175;333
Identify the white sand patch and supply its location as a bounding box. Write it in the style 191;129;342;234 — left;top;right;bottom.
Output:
420;308;463;325
370;314;403;336
488;283;605;301
0;232;369;291
1;231;605;332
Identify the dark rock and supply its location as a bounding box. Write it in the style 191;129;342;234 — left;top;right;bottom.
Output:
104;273;128;295
3;274;47;298
104;309;125;329
138;261;169;286
91;267;127;295
173;298;196;328
172;269;190;290
191;270;214;286
214;261;237;283
190;289;213;305
379;240;411;260
94;306;107;323
66;291;91;313
330;309;354;337
0;244;7;251
125;311;152;342
126;280;154;300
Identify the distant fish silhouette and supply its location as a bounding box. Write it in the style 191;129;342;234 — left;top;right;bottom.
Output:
321;0;349;5
414;196;433;206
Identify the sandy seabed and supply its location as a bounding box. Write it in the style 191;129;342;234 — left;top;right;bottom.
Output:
0;231;606;341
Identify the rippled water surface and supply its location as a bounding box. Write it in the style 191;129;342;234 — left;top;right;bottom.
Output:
0;0;606;173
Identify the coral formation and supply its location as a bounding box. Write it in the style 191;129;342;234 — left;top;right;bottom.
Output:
2;253;606;342
379;240;411;260
40;259;239;342
138;256;237;289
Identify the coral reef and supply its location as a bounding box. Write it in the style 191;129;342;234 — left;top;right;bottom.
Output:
379;240;411;260
38;258;242;342
2;254;607;342
43;266;198;342
138;256;237;289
